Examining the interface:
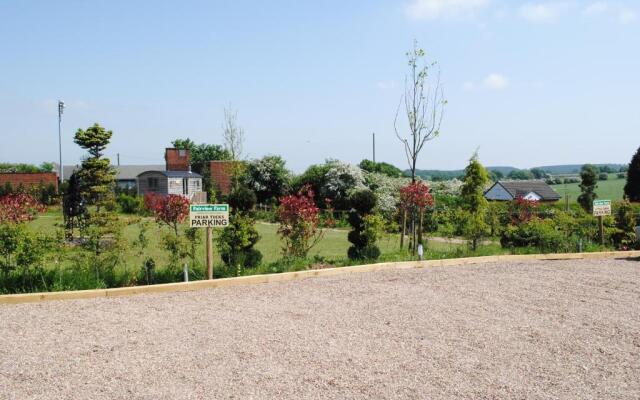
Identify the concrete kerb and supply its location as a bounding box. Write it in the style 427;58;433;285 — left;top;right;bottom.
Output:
1;251;639;305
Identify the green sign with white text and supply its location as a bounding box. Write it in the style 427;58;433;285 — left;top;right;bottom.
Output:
189;204;229;228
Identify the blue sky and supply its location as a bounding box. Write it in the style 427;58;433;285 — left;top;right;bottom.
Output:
1;0;638;172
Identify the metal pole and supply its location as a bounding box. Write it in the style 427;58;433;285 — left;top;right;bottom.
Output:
58;100;64;182
372;132;376;163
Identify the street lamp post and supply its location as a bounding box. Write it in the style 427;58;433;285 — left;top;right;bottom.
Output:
58;100;64;182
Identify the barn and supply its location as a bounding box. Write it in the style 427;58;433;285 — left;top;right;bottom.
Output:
484;180;561;202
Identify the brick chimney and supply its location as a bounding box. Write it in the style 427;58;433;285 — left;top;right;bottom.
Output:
165;148;190;171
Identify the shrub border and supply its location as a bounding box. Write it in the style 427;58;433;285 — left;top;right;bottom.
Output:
1;251;639;305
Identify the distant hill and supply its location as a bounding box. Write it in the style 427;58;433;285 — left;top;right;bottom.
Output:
410;163;626;180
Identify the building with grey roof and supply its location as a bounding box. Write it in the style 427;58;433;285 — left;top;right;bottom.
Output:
484;180;561;202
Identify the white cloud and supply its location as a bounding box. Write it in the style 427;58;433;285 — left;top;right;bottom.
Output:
405;0;490;20
482;73;508;90
583;2;609;16
463;74;508;91
619;9;637;24
518;2;568;22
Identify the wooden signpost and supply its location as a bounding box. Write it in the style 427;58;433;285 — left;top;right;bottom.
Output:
593;200;611;245
189;204;229;279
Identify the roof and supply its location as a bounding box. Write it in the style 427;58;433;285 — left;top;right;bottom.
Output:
137;170;202;179
62;165;166;181
492;180;561;201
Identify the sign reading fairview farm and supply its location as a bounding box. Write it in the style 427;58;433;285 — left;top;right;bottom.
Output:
189;204;229;228
593;200;612;217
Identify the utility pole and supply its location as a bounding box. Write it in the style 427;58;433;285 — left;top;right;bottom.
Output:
58;100;65;182
117;153;120;166
372;132;376;163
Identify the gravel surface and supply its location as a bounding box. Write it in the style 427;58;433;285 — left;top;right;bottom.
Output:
1;258;639;400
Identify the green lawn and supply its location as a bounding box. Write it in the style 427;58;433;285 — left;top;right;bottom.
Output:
27;209;466;273
550;174;626;203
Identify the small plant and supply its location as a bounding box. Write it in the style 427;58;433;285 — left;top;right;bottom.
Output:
277;185;326;258
117;193;143;214
0;193;45;224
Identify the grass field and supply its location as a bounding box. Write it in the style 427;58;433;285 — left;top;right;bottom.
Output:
550;173;626;203
26;209;471;274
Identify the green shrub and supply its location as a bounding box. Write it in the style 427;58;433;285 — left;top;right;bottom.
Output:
347;190;381;260
217;213;262;273
117;194;143;214
500;219;570;253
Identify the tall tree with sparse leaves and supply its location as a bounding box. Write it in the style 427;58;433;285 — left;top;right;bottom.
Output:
460;153;490;251
624;146;640;202
394;40;446;182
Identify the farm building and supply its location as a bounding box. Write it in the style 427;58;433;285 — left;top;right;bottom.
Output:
137;170;203;199
136;148;205;202
484;180;561;202
63;164;165;190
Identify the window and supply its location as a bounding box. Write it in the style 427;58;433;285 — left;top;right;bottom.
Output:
147;177;159;189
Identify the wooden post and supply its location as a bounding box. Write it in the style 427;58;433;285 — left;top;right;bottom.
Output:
206;226;213;279
400;209;407;249
598;215;604;246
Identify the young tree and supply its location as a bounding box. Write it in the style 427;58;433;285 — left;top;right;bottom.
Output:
394;40;446;182
144;193;190;236
578;164;598;213
399;180;434;254
277;186;326;258
73;123;116;207
217;185;262;273
223;106;245;161
347;189;381;260
624;146;640;202
460;153;490;251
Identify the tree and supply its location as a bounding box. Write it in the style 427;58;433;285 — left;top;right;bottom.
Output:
216;186;262;273
394;40;446;182
399;180;434;253
359;160;404;178
62;172;89;239
277;186;326;258
624;146;640;202
347;190;381;260
73;123;116;207
144;193;190;236
244;155;291;204
460;153;490;250
223;106;245;161
578;164;598;213
530;168;546;179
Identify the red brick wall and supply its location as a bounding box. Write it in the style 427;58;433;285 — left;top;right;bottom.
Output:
210;161;240;195
0;172;58;192
165;148;190;171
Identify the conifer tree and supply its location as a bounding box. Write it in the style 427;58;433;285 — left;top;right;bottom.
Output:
74;123;116;207
577;164;598;213
624;146;640;202
460;152;490;250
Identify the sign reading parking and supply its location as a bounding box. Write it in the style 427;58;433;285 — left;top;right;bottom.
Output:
189;204;229;228
593;200;611;217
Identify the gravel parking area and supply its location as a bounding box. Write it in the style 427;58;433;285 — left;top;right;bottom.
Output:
1;258;639;399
